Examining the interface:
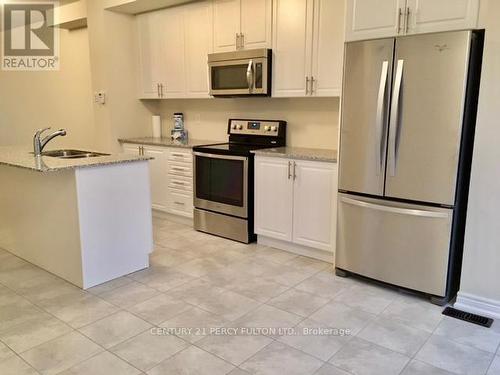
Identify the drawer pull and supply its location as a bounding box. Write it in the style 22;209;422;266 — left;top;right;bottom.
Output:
172;181;186;185
174;201;185;205
172;167;187;171
171;153;188;157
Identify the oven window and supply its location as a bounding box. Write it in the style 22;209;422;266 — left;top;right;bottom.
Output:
196;156;245;207
211;65;249;90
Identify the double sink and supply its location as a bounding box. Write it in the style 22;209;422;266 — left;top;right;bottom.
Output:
40;149;110;159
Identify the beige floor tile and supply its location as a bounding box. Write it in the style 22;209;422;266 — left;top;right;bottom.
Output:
381;295;444;333
0;355;39;375
0;297;45;332
176;257;228;277
111;330;188;371
197;334;273;366
0;313;72;353
434;316;500;353
260;263;316;287
99;281;159;308
314;363;351;375
330;337;410;375
0;342;15;362
309;301;376;335
48;295;118;328
333;284;397;315
58;351;140;375
128;265;194;292
147;345;235;375
150;250;194;267
268;288;329;318
229;305;302;332
401;360;456;375
86;277;133;295
416;335;494;375
278;318;352;361
253;247;299;264
195;290;261;321
294;273;350;300
78;311;151;349
228;368;251;375
240;341;323;375
20;331;103;375
226;276;289;303
160;306;228;343
128;294;193;325
167;278;226;306
283;256;330;273
358;316;431;356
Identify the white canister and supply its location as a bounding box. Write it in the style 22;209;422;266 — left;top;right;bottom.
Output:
152;115;162;138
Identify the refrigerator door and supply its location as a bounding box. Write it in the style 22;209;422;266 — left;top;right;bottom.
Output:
385;31;472;205
338;39;394;196
336;193;452;297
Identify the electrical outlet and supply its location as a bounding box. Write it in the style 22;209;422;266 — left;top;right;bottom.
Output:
94;91;106;105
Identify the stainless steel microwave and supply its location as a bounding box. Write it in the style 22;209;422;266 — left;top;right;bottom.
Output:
208;48;272;97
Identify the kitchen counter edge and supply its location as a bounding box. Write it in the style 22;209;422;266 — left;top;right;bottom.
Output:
118;137;220;148
252;147;337;163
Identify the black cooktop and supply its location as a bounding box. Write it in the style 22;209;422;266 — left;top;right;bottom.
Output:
193;142;278;157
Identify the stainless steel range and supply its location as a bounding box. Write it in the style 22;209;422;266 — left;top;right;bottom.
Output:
193;119;286;243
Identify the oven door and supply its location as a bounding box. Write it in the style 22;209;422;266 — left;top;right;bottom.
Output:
209;57;268;96
193;152;248;218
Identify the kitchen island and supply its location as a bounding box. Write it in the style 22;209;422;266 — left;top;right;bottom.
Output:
0;146;153;289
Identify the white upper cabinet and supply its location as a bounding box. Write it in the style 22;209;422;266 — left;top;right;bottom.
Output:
184;1;213;98
406;0;480;34
213;0;272;52
345;0;480;41
311;0;344;97
345;0;405;41
161;7;186;98
273;0;343;97
136;11;166;99
136;1;213;99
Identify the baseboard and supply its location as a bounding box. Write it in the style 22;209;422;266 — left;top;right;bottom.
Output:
454;291;500;319
153;209;193;227
258;236;334;263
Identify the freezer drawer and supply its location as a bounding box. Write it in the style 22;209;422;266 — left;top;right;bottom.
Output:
336;193;452;297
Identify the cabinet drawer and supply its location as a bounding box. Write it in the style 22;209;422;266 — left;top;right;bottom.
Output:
168;162;193;177
167;149;192;163
168;190;193;216
168;175;193;192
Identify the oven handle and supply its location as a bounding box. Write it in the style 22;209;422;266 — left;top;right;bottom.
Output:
193;152;248;162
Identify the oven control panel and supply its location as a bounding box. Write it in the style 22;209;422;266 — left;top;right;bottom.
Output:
228;120;284;136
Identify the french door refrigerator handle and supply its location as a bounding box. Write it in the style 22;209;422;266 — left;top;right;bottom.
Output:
388;59;404;177
376;60;389;175
340;196;449;219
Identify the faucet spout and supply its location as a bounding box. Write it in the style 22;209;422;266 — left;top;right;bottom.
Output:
33;127;67;156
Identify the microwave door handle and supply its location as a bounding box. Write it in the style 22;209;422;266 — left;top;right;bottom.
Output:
246;60;254;91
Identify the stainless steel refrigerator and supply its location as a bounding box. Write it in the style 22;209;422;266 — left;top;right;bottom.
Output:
336;30;484;305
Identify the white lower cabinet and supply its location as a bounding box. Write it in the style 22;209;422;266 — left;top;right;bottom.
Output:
122;143;193;218
255;155;337;259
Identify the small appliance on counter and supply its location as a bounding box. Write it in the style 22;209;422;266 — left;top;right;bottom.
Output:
193;119;286;243
171;112;188;141
152;115;162;138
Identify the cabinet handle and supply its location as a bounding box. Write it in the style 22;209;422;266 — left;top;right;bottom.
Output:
171;153;187;157
157;83;160;98
236;33;240;49
172;167;187;172
174;201;185;205
397;8;402;34
405;7;410;33
172;181;186;185
305;76;310;95
310;76;315;94
293;161;297;180
287;161;292;179
240;33;244;49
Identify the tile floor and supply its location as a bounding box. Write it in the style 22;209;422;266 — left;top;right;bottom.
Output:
0;216;499;375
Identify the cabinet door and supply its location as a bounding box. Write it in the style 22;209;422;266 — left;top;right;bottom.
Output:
142;146;169;211
292;160;335;251
311;0;344;97
406;0;479;34
345;0;406;41
213;0;240;52
122;144;141;155
240;0;272;49
184;1;212;98
136;12;163;98
272;0;314;97
254;157;294;242
160;8;186;98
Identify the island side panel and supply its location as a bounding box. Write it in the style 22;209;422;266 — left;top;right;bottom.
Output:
0;166;84;287
75;161;152;289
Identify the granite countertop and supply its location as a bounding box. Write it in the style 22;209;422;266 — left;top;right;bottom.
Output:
118;137;220;148
0;146;151;173
252;147;337;162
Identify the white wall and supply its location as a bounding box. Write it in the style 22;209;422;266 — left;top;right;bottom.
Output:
156;98;340;149
456;0;500;317
0;28;95;149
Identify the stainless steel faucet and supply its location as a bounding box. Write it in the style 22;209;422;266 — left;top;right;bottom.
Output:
33;127;67;156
